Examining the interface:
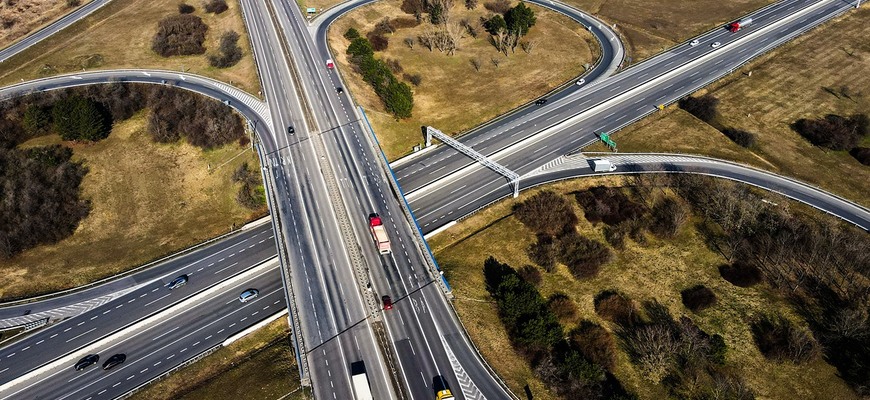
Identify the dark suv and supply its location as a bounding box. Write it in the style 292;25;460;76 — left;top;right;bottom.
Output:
102;354;127;370
74;354;99;371
534;98;547;105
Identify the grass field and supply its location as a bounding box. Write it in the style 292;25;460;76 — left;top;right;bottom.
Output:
0;111;265;301
429;177;857;400
0;0;95;49
563;0;777;62
0;0;260;96
328;0;597;160
128;318;305;400
586;6;870;207
297;0;345;15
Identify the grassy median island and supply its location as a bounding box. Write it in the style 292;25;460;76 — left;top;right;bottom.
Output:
430;176;862;400
585;6;870;207
128;318;306;400
0;0;259;95
328;0;597;160
563;0;777;62
0;85;265;300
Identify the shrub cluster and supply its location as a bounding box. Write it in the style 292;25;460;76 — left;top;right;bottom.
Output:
51;95;111;142
850;147;870;165
793;113;868;151
680;285;717;312
556;231;612;279
517;264;542;286
513;190;577;235
345;36;414;119
649;196;688;238
547;292;577;322
569;320;617;371
751;314;819;364
204;0;229;14
232;162;265;209
147;87;244;148
575;186;645;226
152;14;209;57
0;146;90;259
178;3;195;14
209;30;243;68
367;17;395;51
483;0;511;14
594;290;639;326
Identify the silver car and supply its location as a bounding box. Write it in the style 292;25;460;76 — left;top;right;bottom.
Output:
239;288;259;303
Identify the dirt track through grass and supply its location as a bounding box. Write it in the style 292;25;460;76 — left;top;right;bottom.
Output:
0;0;260;95
0;112;264;300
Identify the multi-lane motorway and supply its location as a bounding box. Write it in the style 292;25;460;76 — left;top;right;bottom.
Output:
1;0;868;399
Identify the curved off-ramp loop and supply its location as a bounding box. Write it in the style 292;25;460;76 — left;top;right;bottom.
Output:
309;0;624;90
0;69;274;143
0;0;116;64
522;153;870;231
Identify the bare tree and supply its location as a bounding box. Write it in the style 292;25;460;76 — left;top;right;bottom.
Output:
418;30;436;51
492;28;510;55
470;57;481;71
490;56;501;67
404;37;415;48
443;20;464;55
520;38;538;54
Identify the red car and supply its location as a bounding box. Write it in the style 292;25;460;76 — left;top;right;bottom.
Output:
326;59;334;69
382;295;393;310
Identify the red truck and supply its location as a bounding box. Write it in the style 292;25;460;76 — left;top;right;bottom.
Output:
368;214;391;255
728;17;753;32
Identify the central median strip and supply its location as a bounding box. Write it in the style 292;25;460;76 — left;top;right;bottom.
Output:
402;0;835;203
0;258;279;398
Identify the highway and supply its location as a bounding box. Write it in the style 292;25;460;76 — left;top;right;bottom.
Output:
395;0;861;232
0;0;114;63
0;0;867;398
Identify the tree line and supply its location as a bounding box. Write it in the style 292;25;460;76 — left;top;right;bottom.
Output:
153;2;243;69
345;30;415;119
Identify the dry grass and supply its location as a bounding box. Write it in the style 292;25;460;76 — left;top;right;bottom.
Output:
128;318;304;400
563;0;777;62
0;0;260;95
0;111;265;300
328;0;596;160
296;0;344;15
586;6;870;207
429;177;856;400
0;0;94;49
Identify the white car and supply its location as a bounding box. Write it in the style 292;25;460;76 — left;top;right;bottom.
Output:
711;41;721;48
575;78;585;86
690;39;700;47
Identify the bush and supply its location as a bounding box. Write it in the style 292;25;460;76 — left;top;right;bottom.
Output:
850;147;870;165
557;231;612;279
147;87;244;148
594;291;638;326
465;0;478;9
385;58;403;74
151;14;209;57
548;292;577;322
400;0;425;16
204;0;229;14
680;285;717;312
649;196;688;238
679;94;719;124
513;190;577;236
570;321;617;370
792;114;868;151
484;0;512;14
344;27;360;40
527;234;557;272
392;17;420;29
209;30;243;68
517;265;542;286
178;3;195;13
52;95;112;142
403;73;422;86
751;314;819;364
345;37;414;119
0;146;90;259
575;186;645;226
367;33;389;51
233;162;264;209
722;128;757;148
718;262;762;287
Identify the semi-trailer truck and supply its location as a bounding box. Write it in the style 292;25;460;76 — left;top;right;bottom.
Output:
351;361;374;400
369;214;392;254
728;17;752;32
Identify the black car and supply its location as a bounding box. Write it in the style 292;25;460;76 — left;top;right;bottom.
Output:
288;126;295;134
336;87;344;94
102;354;127;370
166;274;188;290
534;98;548;105
74;354;99;371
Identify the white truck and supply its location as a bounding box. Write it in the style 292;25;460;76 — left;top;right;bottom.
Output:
368;214;391;255
351;362;374;400
590;159;617;172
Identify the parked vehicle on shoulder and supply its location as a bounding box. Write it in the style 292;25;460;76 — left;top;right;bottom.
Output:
74;354;99;371
102;354;126;370
167;274;188;290
239;288;259;303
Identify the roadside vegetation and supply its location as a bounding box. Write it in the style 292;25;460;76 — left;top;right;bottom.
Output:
0;0;94;49
585;6;870;207
329;0;596;159
430;175;864;399
128;318;306;400
0;84;265;300
0;0;259;95
562;0;777;62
